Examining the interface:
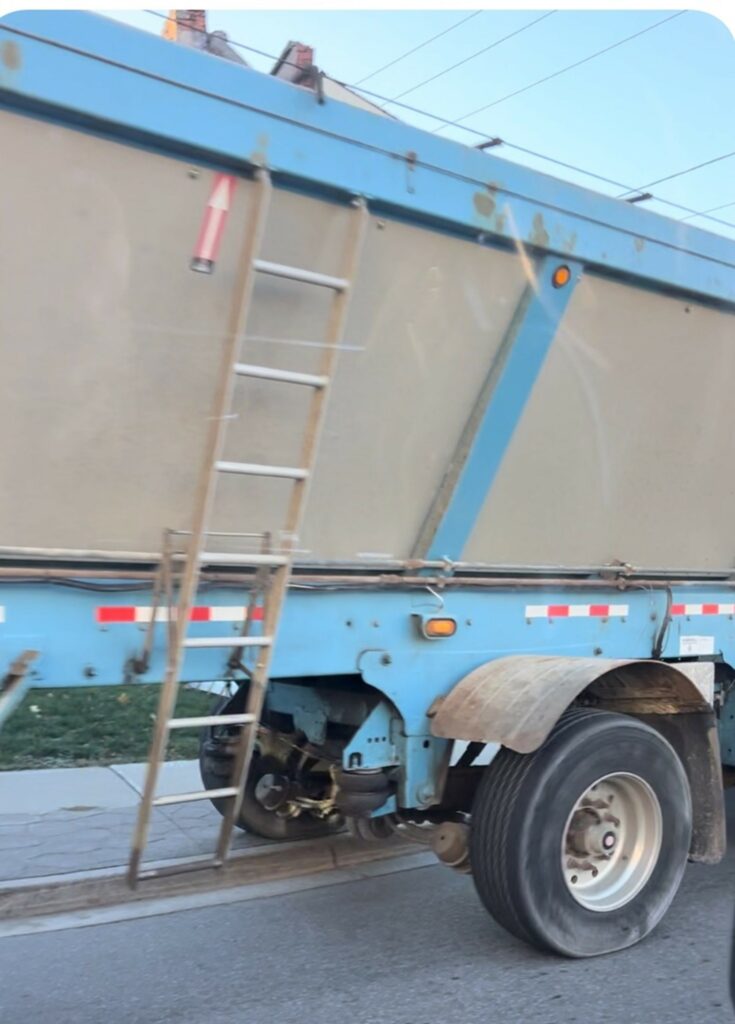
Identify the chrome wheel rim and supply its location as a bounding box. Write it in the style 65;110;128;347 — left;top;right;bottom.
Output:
562;772;662;912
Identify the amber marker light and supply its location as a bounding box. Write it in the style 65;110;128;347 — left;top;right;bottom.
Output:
422;617;457;639
552;264;572;288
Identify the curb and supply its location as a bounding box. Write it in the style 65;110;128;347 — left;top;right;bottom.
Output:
0;833;423;923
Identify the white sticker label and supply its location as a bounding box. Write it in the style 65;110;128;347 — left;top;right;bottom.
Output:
679;635;715;656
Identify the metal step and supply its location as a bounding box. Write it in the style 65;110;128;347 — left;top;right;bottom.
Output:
199;551;289;567
215;461;308;480
254;259;349;292
153;787;238;807
233;363;328;388
167;713;256;729
182;635;272;649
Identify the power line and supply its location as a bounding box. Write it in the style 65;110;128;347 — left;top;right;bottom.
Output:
618;149;735;197
431;10;685;134
353;11;482;86
680;200;735;223
384;11;556;103
137;10;735;231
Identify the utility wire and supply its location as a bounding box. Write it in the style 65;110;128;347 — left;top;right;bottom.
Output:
618;149;735;197
384;11;556;103
138;10;735;231
680;200;735;223
431;10;685;133
353;11;482;85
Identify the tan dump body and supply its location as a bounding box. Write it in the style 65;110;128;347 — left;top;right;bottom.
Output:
2;109;735;571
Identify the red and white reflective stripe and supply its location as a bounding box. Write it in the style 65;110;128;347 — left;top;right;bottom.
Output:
96;606;263;624
526;604;628;619
670;603;735;616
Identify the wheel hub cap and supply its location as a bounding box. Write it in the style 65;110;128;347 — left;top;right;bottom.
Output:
562;773;663;912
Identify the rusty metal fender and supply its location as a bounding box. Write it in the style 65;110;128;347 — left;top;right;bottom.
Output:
430;655;724;863
429;655;712;753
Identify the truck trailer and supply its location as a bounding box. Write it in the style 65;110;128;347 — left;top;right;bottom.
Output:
1;10;734;958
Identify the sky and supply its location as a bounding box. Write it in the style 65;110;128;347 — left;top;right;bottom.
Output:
103;8;735;239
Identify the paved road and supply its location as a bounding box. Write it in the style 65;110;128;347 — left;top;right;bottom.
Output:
2;809;734;1024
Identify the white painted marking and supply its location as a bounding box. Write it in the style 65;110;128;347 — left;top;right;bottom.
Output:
608;604;629;616
210;607;246;622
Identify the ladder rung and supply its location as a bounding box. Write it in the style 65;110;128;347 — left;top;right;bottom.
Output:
215;461;308;480
233;363;329;388
153;787;238;807
182;635;273;649
199;551;289;567
254;259;349;292
167;714;256;729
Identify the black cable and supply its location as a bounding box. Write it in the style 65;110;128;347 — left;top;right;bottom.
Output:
353;10;482;85
618;149;735;197
431;10;685;132
680;200;735;223
385;11;556;103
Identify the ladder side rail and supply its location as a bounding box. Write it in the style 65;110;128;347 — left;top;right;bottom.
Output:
128;170;273;885
214;198;369;863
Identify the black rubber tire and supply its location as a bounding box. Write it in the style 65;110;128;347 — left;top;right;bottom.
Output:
470;708;692;958
199;699;342;842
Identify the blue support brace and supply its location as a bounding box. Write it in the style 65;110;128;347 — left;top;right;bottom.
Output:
422;257;582;562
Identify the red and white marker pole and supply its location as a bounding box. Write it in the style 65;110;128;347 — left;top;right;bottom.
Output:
190;173;236;274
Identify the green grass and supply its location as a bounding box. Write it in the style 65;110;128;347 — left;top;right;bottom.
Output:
0;685;215;770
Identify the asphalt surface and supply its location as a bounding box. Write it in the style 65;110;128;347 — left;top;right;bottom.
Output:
1;806;734;1024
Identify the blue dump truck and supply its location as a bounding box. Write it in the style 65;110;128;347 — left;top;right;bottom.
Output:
1;10;735;958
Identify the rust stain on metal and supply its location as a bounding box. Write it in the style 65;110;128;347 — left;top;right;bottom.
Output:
529;213;550;248
430;655;710;753
634;236;645;252
1;40;21;70
405;151;418;193
473;191;496;218
249;133;269;167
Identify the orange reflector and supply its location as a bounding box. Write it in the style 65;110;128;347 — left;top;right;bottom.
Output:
552;264;571;288
423;617;457;638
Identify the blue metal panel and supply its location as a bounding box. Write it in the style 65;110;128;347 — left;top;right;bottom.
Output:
344;701;399;770
4;578;735;803
1;12;735;306
0;581;679;696
424;257;582;561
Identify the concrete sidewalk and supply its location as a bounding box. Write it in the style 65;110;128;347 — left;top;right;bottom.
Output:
0;762;267;883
